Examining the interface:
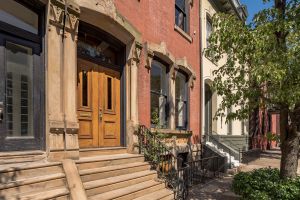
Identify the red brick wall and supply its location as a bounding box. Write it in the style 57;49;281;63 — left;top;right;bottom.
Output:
115;0;201;143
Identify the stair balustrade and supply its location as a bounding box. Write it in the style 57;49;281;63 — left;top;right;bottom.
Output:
137;125;191;200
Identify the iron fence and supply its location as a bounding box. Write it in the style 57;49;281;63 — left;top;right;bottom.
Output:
137;125;190;200
187;156;222;185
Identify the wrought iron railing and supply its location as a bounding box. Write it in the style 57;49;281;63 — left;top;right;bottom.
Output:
137;125;190;200
187;156;222;185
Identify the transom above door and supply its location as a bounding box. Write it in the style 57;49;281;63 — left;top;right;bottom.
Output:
77;59;121;148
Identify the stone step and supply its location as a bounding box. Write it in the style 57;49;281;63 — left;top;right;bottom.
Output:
76;153;144;170
89;180;165;200
85;170;157;196
80;147;127;157
0;162;63;183
0;173;67;197
80;162;150;182
7;187;70;200
0;151;46;167
160;194;174;200
133;188;174;200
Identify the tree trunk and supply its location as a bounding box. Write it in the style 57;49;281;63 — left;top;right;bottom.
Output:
279;108;300;179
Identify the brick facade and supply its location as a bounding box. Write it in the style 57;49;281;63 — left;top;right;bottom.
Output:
115;0;201;143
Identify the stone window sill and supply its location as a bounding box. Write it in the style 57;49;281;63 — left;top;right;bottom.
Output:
174;25;193;43
150;128;192;138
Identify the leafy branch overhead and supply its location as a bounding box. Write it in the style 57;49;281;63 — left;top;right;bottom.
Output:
205;0;300;122
205;0;300;179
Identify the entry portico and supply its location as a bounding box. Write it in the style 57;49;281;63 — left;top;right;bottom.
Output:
47;0;142;160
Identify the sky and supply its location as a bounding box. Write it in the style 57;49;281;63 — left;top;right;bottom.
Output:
240;0;273;24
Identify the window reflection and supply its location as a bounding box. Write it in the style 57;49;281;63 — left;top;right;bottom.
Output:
150;61;168;128
5;42;33;137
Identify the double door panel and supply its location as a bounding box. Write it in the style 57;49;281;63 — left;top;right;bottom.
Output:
77;59;120;148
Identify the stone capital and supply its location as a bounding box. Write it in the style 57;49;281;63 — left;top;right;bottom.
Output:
188;75;196;88
49;0;80;34
170;64;180;80
128;41;143;66
145;49;154;70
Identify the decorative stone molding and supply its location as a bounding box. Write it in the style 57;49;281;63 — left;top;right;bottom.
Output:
49;0;65;28
188;75;197;88
170;64;179;80
49;0;80;33
94;0;117;19
145;42;175;69
133;41;143;63
145;49;154;70
128;41;143;67
175;58;196;88
78;0;142;44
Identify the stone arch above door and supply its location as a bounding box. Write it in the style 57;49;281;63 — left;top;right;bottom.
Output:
76;0;141;45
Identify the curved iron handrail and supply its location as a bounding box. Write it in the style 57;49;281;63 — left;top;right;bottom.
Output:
137;125;190;200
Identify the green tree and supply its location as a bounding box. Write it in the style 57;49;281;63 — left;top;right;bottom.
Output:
205;0;300;179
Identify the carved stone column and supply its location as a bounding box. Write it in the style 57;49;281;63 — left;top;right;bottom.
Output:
63;3;80;159
48;0;66;160
47;0;80;161
127;42;142;153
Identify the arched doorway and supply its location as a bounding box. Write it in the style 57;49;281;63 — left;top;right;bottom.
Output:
76;22;126;148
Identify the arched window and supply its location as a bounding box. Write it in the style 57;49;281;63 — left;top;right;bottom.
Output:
150;60;169;128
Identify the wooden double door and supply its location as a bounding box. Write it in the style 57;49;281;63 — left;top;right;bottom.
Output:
77;59;121;148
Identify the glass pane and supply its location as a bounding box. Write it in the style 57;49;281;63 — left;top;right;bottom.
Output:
206;19;212;46
175;73;187;101
175;0;185;10
151;64;161;93
175;73;187;129
151;93;160;127
175;9;186;30
107;77;112;110
5;42;33;137
0;0;38;34
82;70;88;106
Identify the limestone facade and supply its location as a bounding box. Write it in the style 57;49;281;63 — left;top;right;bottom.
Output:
200;0;249;137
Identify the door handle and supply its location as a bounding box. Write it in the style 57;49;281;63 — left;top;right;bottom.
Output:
99;110;103;121
0;102;3;123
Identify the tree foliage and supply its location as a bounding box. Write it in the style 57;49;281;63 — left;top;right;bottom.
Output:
205;0;300;178
206;0;300;120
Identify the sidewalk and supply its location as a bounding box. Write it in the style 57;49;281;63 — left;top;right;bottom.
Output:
187;176;239;200
188;156;300;200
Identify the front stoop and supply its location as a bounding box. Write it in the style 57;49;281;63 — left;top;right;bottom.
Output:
0;153;174;200
76;153;174;200
0;162;70;200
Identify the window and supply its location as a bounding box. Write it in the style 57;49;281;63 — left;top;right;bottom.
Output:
0;0;39;34
175;0;188;32
227;107;232;135
107;77;112;110
5;42;34;137
151;61;169;128
175;72;188;129
206;16;213;47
